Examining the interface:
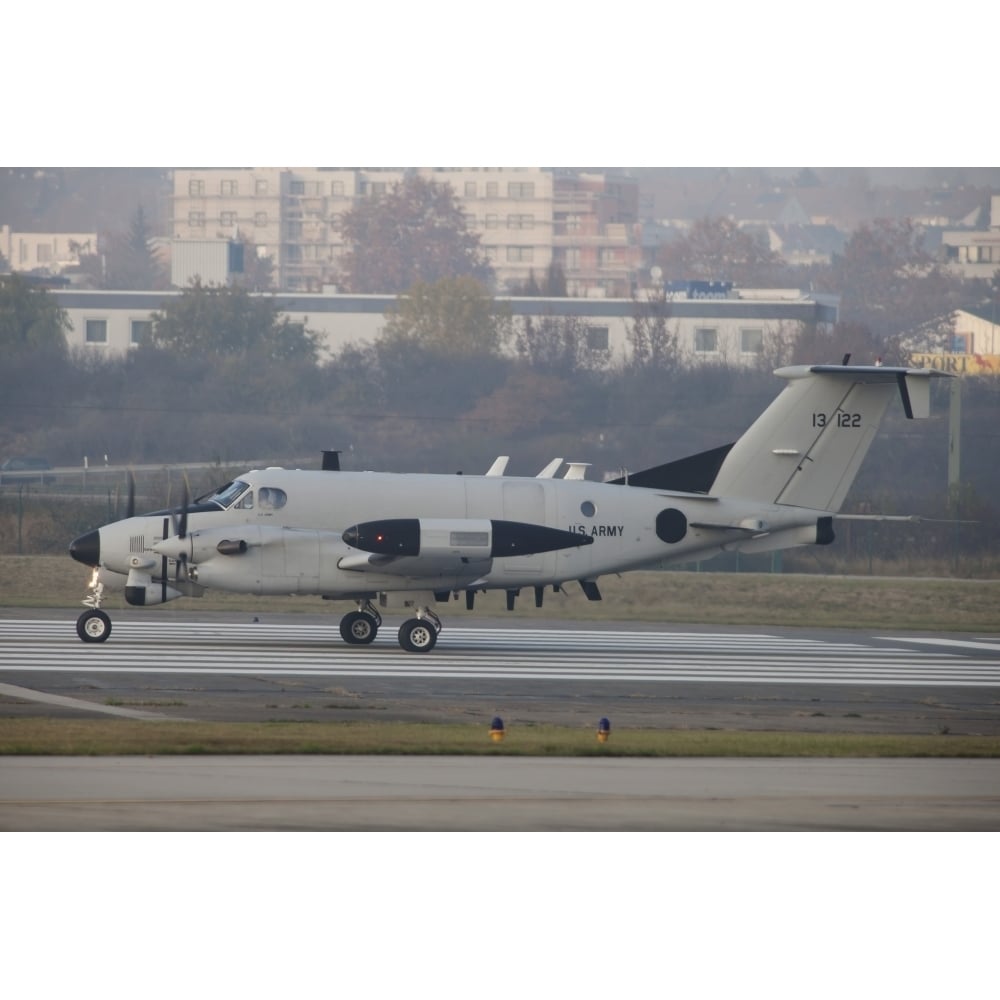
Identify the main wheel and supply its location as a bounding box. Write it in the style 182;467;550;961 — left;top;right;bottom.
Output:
340;611;378;645
398;618;438;653
77;609;112;643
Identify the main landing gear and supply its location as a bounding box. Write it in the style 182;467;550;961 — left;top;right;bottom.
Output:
337;601;442;653
339;600;382;645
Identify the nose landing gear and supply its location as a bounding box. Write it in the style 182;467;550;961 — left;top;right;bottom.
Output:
77;569;112;642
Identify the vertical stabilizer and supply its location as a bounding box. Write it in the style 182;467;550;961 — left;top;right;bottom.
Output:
709;365;948;511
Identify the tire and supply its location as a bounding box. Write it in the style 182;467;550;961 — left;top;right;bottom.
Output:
340;611;378;645
398;618;437;653
77;609;112;643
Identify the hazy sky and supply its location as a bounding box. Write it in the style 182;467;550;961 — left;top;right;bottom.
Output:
7;4;991;168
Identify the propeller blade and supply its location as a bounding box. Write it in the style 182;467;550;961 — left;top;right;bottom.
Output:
161;517;169;604
175;475;192;582
126;470;136;519
171;474;191;540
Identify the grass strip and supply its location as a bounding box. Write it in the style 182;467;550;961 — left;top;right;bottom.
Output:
3;557;999;631
1;719;998;757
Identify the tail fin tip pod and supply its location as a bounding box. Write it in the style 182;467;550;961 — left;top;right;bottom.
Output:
709;364;951;512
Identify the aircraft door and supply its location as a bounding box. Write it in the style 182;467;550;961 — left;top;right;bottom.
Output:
501;480;548;574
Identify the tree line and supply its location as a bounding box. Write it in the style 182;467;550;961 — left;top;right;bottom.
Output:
2;174;999;564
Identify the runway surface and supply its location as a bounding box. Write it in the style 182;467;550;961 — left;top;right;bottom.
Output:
3;614;999;829
2;615;1000;730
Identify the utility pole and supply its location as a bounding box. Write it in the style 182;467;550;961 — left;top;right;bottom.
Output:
948;376;962;566
948;376;961;496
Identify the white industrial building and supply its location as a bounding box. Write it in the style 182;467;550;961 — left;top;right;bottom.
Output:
51;285;838;367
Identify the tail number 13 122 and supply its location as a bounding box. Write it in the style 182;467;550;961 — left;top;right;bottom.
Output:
812;412;861;428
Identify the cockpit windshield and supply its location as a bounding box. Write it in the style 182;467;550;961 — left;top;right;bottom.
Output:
197;479;251;510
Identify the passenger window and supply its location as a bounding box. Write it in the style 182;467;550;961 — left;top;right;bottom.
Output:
258;487;287;510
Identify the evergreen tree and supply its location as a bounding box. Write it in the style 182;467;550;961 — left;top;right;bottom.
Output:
106;206;167;289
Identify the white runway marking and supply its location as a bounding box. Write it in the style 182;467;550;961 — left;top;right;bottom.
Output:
2;620;999;687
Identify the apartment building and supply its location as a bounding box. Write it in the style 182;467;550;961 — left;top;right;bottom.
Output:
941;194;1000;279
1;224;98;273
168;168;640;296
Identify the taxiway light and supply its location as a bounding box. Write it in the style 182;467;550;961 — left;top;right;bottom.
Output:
490;716;505;742
597;717;610;743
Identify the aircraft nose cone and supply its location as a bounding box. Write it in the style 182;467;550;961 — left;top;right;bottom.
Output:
69;529;101;567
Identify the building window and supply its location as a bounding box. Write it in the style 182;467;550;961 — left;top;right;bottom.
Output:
130;320;153;346
508;182;535;198
465;181;477;197
220;211;236;228
36;244;52;263
304;181;323;196
287;221;303;239
255;178;269;195
586;326;609;351
254;211;268;227
507;214;534;230
486;182;498;198
464;213;477;229
565;248;580;269
188;211;205;228
331;180;345;196
485;214;499;229
289;180;305;195
85;319;108;344
188;179;204;196
599;247;624;265
506;247;534;263
741;328;764;354
221;180;238;196
695;328;718;353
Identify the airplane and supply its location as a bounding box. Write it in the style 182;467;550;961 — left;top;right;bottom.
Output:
68;362;949;652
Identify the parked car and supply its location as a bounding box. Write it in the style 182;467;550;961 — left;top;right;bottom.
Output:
0;456;55;485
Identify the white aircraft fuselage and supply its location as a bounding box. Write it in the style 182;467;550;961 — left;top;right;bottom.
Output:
68;364;949;651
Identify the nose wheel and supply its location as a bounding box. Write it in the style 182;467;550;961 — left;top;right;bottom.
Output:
77;608;112;643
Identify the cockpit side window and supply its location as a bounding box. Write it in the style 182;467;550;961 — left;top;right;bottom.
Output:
234;490;254;510
201;479;252;509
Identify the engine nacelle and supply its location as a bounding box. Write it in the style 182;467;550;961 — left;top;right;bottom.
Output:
341;518;592;559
